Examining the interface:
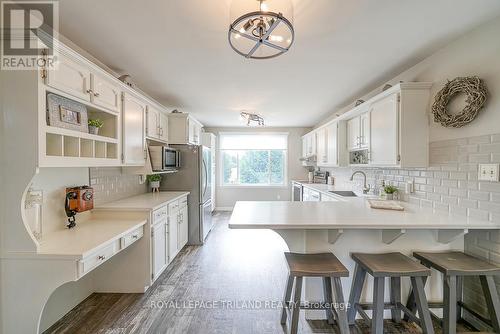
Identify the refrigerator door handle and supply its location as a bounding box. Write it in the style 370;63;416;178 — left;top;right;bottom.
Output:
202;160;208;198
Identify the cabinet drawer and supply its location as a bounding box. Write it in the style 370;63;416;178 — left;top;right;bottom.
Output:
78;241;118;277
120;226;144;249
152;206;167;224
168;200;180;214
179;196;188;209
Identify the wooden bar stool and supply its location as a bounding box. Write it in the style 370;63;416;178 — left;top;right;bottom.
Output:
348;252;435;334
406;251;500;334
281;252;350;334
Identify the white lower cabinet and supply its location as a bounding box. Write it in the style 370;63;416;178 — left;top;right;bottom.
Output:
151;220;168;281
150;195;189;282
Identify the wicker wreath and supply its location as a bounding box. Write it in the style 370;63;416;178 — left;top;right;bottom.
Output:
432;76;488;128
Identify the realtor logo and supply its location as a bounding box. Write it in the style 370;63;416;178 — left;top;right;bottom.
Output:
1;0;58;70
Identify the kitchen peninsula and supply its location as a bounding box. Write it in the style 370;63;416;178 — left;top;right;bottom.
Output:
229;195;500;319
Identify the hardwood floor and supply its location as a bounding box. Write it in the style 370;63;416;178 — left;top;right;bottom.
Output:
45;212;475;334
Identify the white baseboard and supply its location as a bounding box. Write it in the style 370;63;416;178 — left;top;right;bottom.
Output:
215;206;233;211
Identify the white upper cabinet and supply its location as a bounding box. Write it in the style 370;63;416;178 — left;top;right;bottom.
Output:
326;122;339;166
302;132;316;158
347;113;369;151
146;106;160;139
347;116;360;151
369;93;399;165
300;82;431;168
46;53;91;101
159;113;169;142
146;106;169;143
316;128;327;165
91;72;121;113
168;113;203;145
122;92;146;166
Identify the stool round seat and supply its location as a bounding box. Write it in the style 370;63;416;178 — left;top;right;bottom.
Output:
352;252;431;277
284;252;349;277
413;251;500;276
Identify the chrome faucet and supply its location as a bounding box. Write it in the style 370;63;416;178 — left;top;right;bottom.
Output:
350;171;371;194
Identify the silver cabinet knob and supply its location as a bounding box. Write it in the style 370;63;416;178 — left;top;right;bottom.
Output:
98;255;106;260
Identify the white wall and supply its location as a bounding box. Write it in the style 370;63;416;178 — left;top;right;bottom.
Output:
317;15;500;142
204;127;311;209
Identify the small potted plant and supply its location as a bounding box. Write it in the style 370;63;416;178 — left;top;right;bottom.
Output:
147;174;161;193
88;119;104;135
383;185;398;200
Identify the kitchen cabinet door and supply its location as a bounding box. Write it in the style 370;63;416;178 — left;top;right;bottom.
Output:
347;117;360;151
47;53;91;101
316;128;327;166
370;93;399;165
168;213;179;261
91;73;121;113
178;206;189;249
146;106;160;139
326;122;338;166
159;113;169;142
151;222;168;280
122;93;146;165
360;113;370;149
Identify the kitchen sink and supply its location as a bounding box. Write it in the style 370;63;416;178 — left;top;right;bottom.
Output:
329;191;358;197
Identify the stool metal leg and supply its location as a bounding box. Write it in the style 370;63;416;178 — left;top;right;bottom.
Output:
332;277;350;334
281;274;294;325
290;276;303;334
390;277;402;323
348;263;366;324
372;277;385;334
411;276;434;334
322;277;335;325
480;275;500;333
443;275;457;334
456;276;463;321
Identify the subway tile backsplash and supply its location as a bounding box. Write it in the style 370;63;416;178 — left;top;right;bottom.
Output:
323;133;500;223
89;167;148;205
322;133;500;329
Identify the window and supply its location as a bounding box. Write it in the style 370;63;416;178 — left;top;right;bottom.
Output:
220;133;288;186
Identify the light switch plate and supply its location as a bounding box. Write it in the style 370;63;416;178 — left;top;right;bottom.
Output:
478;164;499;182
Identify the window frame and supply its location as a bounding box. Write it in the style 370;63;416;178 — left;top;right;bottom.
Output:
219;132;289;188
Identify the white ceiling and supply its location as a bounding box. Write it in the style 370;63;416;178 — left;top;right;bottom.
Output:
57;0;500;127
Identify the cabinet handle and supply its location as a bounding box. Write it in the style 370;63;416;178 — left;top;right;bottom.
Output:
132;235;138;239
93;91;100;97
98;255;106;261
86;89;94;95
157;126;160;136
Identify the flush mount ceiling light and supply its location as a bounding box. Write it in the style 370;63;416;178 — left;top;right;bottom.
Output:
228;0;294;59
240;111;265;126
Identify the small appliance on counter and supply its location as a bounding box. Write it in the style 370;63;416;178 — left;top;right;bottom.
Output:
65;186;93;228
313;170;330;184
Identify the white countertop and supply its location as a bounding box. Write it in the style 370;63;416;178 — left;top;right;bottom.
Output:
95;191;190;211
228;200;500;230
38;218;147;259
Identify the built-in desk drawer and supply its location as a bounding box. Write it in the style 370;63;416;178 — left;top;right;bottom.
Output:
120;226;144;249
78;241;119;277
152;206;167;224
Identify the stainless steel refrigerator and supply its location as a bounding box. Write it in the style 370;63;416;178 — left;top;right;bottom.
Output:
160;145;213;245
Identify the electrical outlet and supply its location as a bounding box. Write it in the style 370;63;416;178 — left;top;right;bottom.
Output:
478;164;499;182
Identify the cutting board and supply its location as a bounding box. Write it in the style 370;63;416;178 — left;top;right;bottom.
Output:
368;200;405;211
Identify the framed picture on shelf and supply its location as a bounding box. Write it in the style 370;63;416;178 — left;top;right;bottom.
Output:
46;93;88;133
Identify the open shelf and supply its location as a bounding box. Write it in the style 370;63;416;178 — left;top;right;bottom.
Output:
44;133;119;162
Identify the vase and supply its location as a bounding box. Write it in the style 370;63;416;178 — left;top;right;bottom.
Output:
89;126;99;135
385;193;394;200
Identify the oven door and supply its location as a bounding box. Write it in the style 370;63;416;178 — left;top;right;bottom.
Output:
164;148;179;169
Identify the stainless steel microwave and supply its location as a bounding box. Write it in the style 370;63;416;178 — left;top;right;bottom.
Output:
149;146;180;171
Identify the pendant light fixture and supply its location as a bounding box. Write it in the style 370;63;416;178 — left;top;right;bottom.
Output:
228;0;294;59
